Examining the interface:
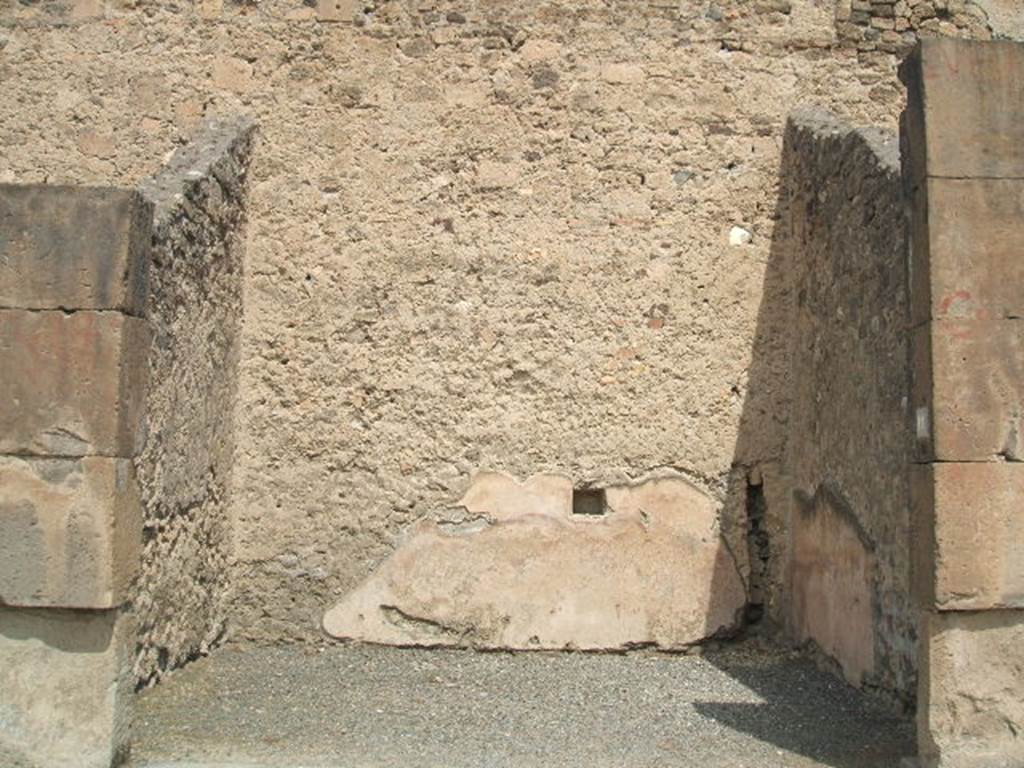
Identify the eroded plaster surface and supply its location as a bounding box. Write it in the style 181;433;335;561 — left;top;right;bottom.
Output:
324;472;745;649
788;486;876;688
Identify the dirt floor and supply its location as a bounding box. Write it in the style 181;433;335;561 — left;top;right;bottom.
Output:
130;640;915;768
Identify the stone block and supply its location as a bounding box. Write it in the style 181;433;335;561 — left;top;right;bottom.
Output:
0;456;141;609
0;309;149;457
0;185;151;315
901;39;1024;182
923;318;1024;461
786;485;876;687
918;610;1024;767
912;178;1024;326
0;608;132;768
923;462;1024;611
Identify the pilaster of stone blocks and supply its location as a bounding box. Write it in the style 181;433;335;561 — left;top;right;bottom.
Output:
901;38;1024;767
0;186;151;767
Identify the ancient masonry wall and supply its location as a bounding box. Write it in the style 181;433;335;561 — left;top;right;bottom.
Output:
835;0;1000;54
133;116;254;688
1;0;1021;705
773;108;914;705
902;38;1024;766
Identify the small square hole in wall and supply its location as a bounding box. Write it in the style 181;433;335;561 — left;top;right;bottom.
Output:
572;488;607;516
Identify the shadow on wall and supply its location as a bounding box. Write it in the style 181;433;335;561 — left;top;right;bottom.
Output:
701;106;916;764
0;607;116;654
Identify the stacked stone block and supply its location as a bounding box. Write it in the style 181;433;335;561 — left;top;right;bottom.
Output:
0;186;151;767
901;38;1024;767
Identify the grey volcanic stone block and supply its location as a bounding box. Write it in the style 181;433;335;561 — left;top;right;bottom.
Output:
0;185;152;315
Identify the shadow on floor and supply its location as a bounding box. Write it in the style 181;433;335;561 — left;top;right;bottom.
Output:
695;645;914;768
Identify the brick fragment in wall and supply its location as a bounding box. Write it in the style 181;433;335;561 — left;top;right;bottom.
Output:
316;0;358;22
0;185;152;315
212;56;254;94
0;309;149;457
0;455;141;609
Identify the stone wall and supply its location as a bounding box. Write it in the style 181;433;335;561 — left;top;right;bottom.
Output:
0;185;151;766
133;116;255;687
771;108;914;705
0;0;1020;654
1;0;901;649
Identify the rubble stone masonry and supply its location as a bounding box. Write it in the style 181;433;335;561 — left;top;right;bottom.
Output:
776;108;915;703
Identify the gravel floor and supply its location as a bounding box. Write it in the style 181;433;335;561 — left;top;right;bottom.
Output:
131;641;915;768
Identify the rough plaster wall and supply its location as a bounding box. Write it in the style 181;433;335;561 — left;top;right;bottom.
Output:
777;108;914;704
132;117;254;687
0;1;1006;651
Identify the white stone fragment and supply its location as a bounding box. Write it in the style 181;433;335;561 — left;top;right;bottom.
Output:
729;226;752;246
